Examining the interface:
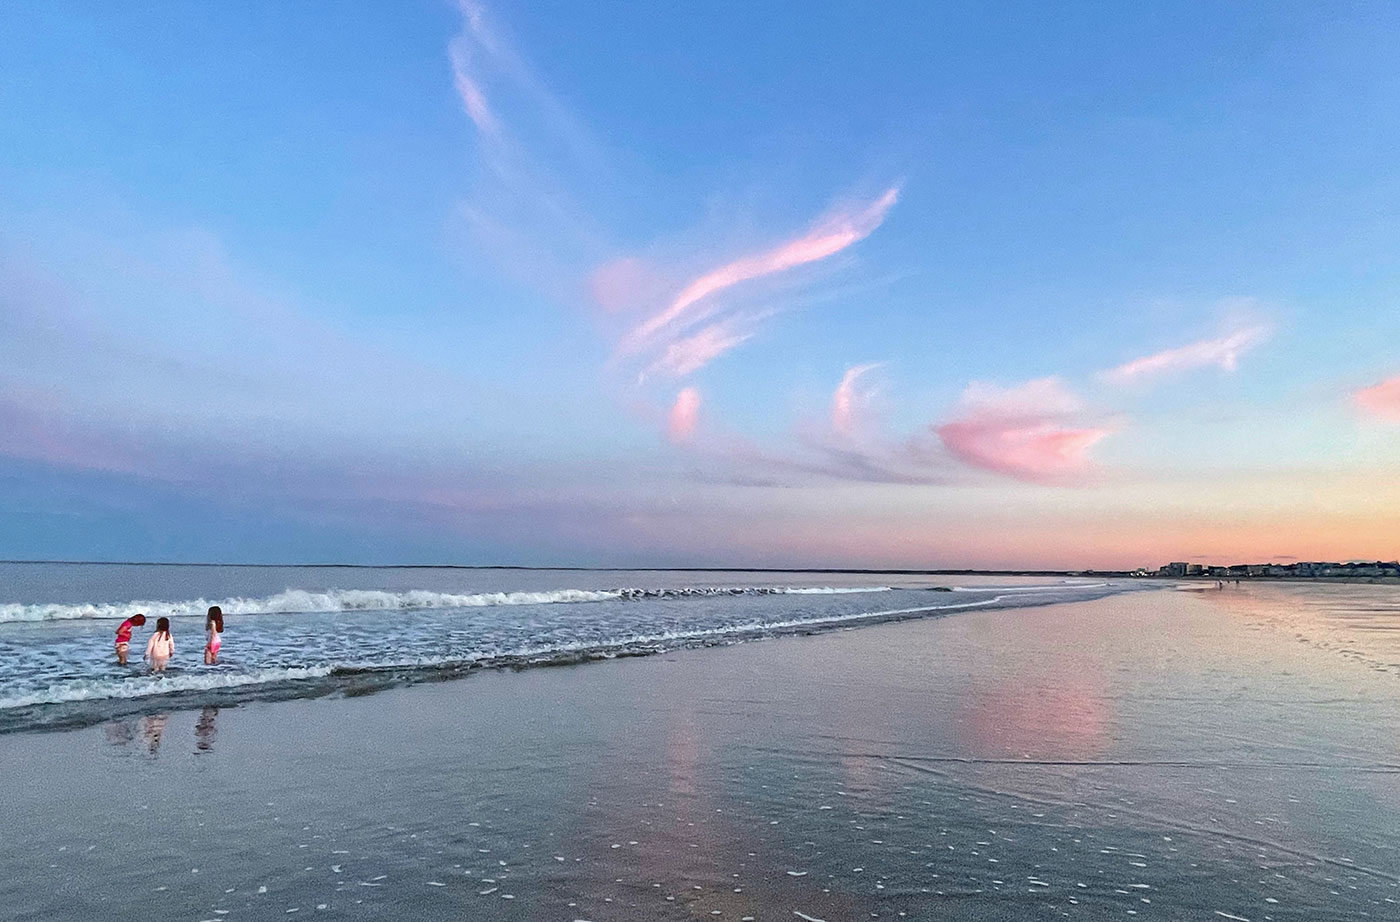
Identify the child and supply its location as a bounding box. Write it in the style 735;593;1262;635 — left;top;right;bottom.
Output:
204;606;224;665
114;613;146;665
145;616;174;673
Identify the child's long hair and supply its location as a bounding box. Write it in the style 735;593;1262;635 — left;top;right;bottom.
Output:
155;616;171;637
206;606;224;633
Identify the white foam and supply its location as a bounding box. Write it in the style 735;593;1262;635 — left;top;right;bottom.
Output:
323;593;1023;676
0;585;893;623
0;665;333;710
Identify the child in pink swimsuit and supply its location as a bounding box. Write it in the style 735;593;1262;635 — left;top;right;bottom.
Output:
144;617;174;673
204;606;224;665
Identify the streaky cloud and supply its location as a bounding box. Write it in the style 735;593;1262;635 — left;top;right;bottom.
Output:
1100;324;1271;384
445;2;613;296
449;46;500;138
617;188;899;359
831;362;884;437
647;319;757;379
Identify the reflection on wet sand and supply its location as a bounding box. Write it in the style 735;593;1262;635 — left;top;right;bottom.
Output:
104;713;174;758
550;701;875;921
956;668;1112;761
103;718;134;748
140;713;168;756
195;706;218;753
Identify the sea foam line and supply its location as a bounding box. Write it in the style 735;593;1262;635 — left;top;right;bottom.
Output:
0;585;893;624
0;665;335;710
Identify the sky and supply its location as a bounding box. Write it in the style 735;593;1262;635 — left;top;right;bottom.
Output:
1;1;1399;569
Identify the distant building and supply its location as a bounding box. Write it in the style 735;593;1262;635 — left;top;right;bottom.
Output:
1155;558;1399;580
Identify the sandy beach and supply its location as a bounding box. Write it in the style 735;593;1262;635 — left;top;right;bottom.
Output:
4;584;1399;921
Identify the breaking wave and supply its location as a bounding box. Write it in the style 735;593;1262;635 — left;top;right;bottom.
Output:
0;665;336;710
0;585;895;624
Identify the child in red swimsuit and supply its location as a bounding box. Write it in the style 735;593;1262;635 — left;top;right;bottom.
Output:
114;614;146;665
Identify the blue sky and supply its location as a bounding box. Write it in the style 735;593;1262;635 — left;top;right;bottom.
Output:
2;1;1399;567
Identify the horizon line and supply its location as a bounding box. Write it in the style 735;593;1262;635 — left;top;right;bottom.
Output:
0;558;1118;575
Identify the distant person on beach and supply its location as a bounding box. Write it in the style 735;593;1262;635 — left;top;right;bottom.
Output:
114;613;146;665
204;606;224;665
145;617;174;673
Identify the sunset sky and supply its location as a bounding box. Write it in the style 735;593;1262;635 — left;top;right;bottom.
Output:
2;1;1398;568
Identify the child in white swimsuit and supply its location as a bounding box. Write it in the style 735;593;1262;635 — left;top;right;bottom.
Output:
145;617;174;672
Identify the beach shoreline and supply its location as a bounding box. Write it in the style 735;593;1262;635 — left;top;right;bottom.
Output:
5;585;1399;920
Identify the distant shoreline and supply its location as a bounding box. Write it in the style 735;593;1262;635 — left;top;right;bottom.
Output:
1167;574;1400;585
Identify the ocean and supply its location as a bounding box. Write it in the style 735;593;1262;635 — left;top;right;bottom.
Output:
0;562;1128;732
5;568;1399;920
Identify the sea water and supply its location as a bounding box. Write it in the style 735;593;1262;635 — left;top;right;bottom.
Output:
0;562;1130;731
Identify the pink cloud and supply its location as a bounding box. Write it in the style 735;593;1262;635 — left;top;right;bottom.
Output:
648;320;756;379
1100;325;1270;384
935;378;1109;484
618;188;899;357
831;362;883;436
668;387;701;443
1355;374;1400;422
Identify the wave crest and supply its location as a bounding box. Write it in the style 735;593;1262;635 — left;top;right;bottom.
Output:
0;585;893;624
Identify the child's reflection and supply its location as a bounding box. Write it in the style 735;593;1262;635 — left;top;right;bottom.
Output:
104;719;134;748
139;713;169;756
195;706;219;753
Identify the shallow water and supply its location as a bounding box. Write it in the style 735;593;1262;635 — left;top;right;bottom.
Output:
0;563;1127;731
1195;581;1400;677
3;584;1398;920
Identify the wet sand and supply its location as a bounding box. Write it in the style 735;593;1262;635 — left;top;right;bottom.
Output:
4;586;1400;920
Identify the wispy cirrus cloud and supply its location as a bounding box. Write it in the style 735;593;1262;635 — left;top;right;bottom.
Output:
445;2;614;295
447;5;900;392
935;378;1110;485
448;0;591;152
1099;324;1271;385
647;317;760;380
1355;374;1400;422
615;188;899;370
448;13;500;139
831;362;884;437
